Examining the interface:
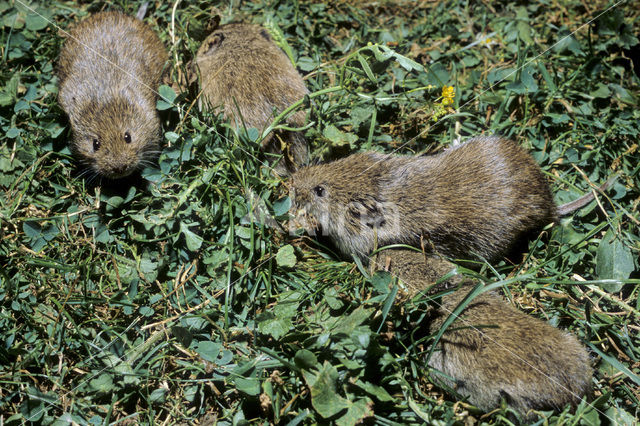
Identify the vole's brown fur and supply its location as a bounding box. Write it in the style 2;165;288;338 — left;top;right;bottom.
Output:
374;248;592;420
292;136;600;262
194;23;308;174
58;11;167;179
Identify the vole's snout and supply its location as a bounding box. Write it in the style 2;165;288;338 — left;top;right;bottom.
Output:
287;206;321;237
102;157;138;179
113;165;128;176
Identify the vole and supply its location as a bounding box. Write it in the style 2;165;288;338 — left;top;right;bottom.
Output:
58;11;168;179
193;23;309;174
291;135;613;262
374;248;592;420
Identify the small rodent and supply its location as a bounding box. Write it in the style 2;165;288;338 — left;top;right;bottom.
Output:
58;11;168;179
194;23;309;174
291;135;612;262
374;248;592;420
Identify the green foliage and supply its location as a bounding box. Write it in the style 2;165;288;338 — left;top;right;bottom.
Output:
1;0;639;425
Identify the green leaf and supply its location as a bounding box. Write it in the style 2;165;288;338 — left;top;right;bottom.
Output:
157;85;177;110
323;125;358;147
596;229;635;292
425;62;450;86
609;84;637;105
357;54;376;84
195;341;221;363
139;250;159;282
0;92;12;106
21;387;52;422
23;220;41;239
180;222;203;251
149;388;167;404
234;376;261;396
5;127;19;138
0;72;19;106
330;306;373;335
264;20;296;65
303;362;350;418
165;131;179;143
294;349;318;369
604;406;637;426
170;326;193;348
353;381;394;402
515;8;533;44
386;48;423;72
139;306;154;316
257;311;292;339
25;12;48;31
273;196;291;217
590;83;610;98
276;244;296;268
336;397;374;426
520;67;538;92
408;397;432;423
89;373;114;393
324;287;343;310
370;271;391;294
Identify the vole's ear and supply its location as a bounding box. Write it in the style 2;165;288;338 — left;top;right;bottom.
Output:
207;14;221;33
259;29;271;41
347;197;387;229
203;33;225;55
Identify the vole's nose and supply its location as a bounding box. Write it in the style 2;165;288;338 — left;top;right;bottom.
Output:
114;165;127;174
111;160;135;178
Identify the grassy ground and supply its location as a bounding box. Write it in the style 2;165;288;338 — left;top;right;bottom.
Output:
1;0;639;424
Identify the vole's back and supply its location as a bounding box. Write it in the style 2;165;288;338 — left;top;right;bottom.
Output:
195;23;308;173
374;248;592;420
58;12;166;113
430;286;592;418
380;136;557;260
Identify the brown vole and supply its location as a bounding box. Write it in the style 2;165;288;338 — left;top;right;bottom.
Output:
193;23;309;174
58;11;168;179
374;248;592;419
291;135;611;262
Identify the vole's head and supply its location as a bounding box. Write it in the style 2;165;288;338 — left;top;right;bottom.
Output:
197;24;273;59
290;153;392;258
71;96;160;179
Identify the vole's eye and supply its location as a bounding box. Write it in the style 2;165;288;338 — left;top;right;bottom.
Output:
313;185;326;197
124;131;131;143
92;138;100;152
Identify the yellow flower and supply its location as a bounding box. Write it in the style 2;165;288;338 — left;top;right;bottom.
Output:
441;85;455;105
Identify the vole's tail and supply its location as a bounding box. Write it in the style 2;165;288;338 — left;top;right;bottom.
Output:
557;174;618;216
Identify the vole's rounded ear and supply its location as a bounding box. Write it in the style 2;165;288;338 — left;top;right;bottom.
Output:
259;29;271;41
207;14;221;33
204;33;225;55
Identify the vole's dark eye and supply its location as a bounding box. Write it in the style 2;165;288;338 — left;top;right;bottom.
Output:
313;185;326;197
124;131;131;143
92;138;100;152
